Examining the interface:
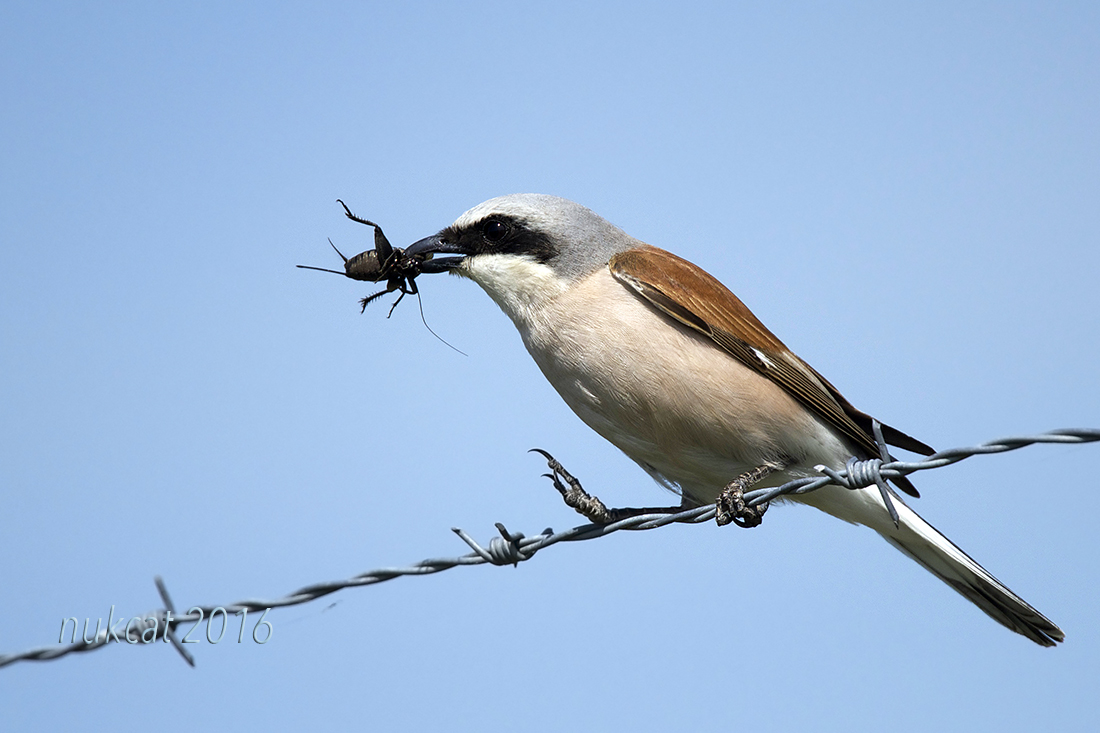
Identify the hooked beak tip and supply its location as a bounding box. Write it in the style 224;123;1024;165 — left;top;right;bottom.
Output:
405;234;447;257
406;233;467;272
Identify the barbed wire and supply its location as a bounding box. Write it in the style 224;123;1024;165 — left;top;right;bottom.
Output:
2;427;1096;670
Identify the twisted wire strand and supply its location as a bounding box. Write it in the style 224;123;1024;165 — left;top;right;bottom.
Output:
2;427;1096;670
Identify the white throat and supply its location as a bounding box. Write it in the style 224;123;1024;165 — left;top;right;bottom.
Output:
457;254;569;327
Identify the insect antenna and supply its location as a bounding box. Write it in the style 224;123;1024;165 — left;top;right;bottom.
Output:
328;238;349;263
298;239;353;275
296;264;347;276
413;287;467;357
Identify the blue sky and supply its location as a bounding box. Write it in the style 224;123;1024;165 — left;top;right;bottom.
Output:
2;2;1098;730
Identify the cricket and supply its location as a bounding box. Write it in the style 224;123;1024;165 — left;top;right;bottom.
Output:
297;200;427;316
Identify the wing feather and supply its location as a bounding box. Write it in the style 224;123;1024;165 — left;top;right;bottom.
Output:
609;246;932;496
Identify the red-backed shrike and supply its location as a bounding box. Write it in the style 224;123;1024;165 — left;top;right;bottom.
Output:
404;194;1062;646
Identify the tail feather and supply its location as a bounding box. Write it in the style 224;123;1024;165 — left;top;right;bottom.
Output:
798;485;1063;645
884;501;1064;647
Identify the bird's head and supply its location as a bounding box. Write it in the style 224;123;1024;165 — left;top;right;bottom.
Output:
405;194;642;315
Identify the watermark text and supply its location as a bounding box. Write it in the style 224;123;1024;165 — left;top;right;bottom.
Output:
59;606;273;645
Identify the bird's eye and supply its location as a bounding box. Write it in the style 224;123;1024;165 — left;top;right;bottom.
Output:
483;220;508;242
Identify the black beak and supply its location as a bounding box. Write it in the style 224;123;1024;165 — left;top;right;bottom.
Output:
405;233;467;273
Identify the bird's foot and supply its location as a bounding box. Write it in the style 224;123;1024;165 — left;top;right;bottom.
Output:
715;463;782;528
530;449;684;524
530;449;614;523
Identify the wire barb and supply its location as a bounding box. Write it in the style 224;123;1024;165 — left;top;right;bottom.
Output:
2;427;1097;670
155;576;195;667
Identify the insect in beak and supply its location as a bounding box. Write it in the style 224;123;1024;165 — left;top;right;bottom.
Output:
297;200;427;316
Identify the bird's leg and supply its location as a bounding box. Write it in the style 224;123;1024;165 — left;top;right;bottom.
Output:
715;461;787;528
536;450;612;523
531;449;684;524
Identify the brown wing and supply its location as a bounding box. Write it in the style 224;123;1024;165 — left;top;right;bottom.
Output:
609;246;933;496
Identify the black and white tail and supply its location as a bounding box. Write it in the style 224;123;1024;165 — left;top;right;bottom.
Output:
804;485;1064;646
882;499;1063;646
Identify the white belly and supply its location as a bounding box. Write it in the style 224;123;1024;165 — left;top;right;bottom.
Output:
465;259;855;505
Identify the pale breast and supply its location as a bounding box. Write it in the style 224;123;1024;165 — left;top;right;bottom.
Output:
516;267;853;503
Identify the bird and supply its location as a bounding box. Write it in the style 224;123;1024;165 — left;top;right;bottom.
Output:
402;193;1063;646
